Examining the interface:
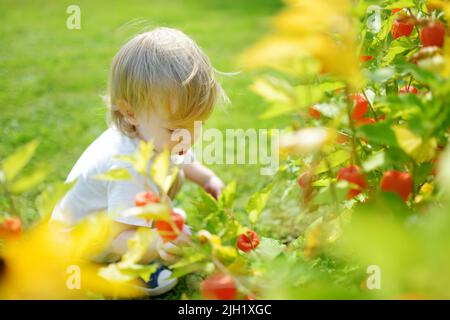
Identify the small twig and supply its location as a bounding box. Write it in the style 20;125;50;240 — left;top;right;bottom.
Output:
323;155;338;215
407;8;421;36
344;87;361;166
362;90;378;122
407;75;413;91
1;182;19;217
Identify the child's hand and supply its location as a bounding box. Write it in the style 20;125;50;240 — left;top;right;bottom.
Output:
157;225;192;263
203;175;225;199
183;161;224;199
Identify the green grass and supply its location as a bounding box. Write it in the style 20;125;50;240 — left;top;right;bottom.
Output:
0;0;290;199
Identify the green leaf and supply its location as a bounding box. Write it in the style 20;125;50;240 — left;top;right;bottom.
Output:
1;140;39;182
384;0;414;9
311;178;332;187
382;45;409;66
358;122;398;146
294;84;324;108
313;150;351;174
318;81;345;92
171;262;206;278
194;188;219;216
374;14;394;44
375;192;410;219
246;183;272;225
95;168;132;181
171;252;206;269
8;165;50;194
313;180;354;205
414;163;433;190
260;103;297;119
396;63;440;88
258;81;341;119
218;180;236;209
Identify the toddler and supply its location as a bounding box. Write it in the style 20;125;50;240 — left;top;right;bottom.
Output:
51;27;228;294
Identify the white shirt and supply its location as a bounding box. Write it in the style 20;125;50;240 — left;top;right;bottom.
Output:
51;126;193;227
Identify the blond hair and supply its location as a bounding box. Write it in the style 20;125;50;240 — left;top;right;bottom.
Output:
107;27;229;136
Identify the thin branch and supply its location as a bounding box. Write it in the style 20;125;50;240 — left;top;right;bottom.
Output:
362;90;379;122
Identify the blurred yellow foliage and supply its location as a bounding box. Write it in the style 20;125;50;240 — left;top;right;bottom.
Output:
0;214;144;299
239;0;362;88
279;127;336;157
393;125;437;163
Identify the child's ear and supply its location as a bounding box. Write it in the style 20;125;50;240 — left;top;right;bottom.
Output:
117;100;138;125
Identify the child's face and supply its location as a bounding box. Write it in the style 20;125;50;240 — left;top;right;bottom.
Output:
135;110;201;155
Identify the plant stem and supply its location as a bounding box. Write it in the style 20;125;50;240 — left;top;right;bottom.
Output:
1;182;19;217
407;75;413;91
344;87;361;166
323;155;338;216
183;235;255;297
362;90;378;121
407;8;421;36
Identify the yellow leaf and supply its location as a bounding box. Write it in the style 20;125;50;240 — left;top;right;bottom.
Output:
135;140;154;176
120;228;157;266
213;245;237;265
443;36;450;77
238;0;362;87
151;147;169;189
239;35;323;70
414;182;434;203
69;212;113;259
426;0;450;18
163;166;179;194
279;127;335;157
259;103;298;119
393;126;437;163
0;216;143;299
274;0;353;36
437;146;450;196
250;76;294;105
1;140;39;182
95;168;132;181
120;202;171;221
8;165;50;194
313;149;351;174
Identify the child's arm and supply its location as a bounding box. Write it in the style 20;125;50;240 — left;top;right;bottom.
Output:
183;160;224;199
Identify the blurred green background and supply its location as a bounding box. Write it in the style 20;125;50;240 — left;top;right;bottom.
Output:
0;0;291;204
